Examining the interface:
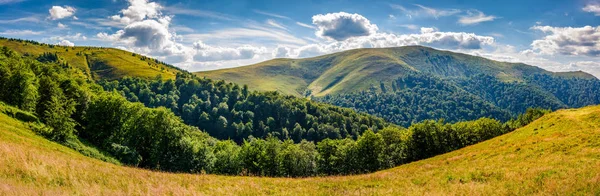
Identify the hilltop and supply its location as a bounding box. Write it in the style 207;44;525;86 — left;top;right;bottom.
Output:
1;103;599;195
0;37;184;80
196;46;596;97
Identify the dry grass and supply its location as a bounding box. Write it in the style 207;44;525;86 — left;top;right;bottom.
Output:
1;105;600;195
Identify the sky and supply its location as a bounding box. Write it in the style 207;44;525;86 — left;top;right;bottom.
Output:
0;0;599;77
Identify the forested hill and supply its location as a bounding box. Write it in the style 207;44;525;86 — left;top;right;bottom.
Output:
196;46;600;126
195;46;597;97
0;37;185;80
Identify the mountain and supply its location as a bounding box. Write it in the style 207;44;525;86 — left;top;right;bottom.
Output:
0;37;184;80
2;101;599;195
195;46;596;97
196;46;600;126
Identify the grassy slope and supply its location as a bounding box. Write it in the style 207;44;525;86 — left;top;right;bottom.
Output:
0;39;181;80
196;46;597;97
1;105;599;195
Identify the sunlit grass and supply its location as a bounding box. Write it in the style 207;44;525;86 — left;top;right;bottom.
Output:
0;39;180;80
1;105;600;195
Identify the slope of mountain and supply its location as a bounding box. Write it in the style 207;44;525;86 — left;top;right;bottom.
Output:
196;46;597;97
196;46;600;126
2;103;599;195
0;37;184;80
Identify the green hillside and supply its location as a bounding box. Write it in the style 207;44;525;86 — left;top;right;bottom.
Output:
0;37;184;80
1;101;599;195
196;46;600;126
196;46;596;97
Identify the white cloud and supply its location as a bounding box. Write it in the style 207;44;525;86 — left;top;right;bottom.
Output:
48;6;76;20
296;22;316;29
57;22;67;28
0;0;26;5
0;16;40;24
49;33;87;41
193;41;267;62
0;30;43;35
529;25;600;57
272;46;291;58
391;4;461;19
312;12;379;41
183;27;308;46
399;24;419;30
163;6;234;21
272;26;494;60
583;4;600;16
57;39;74;47
253;10;290;20
458;10;497;25
111;0;161;24
266;19;287;31
98;0;193;64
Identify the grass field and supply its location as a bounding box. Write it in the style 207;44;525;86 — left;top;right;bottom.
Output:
0;39;182;80
1;104;599;195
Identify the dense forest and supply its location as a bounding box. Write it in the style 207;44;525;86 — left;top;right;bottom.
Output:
318;72;600;127
100;76;387;143
316;73;511;127
0;46;549;177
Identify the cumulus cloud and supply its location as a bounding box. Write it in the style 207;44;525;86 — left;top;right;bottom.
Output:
273;26;494;59
529;25;600;57
111;0;161;24
312;12;378;41
48;6;76;20
458;10;497;25
57;39;74;47
98;0;193;64
193;41;267;62
583;4;600;16
272;46;291;58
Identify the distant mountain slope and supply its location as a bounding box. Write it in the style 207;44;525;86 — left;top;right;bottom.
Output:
196;46;600;125
196;46;596;97
0;37;184;80
2;103;599;195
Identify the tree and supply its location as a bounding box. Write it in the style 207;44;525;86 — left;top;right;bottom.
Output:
356;130;384;172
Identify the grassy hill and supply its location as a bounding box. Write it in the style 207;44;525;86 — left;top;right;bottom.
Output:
197;46;600;126
0;38;183;80
2;103;599;195
196;46;596;97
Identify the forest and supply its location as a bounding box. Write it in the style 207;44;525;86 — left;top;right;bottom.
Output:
0;46;549;177
318;72;600;127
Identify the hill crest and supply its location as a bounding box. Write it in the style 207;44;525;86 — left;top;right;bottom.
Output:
195;46;596;97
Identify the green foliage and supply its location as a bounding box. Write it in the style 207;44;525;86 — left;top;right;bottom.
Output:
100;76;388;143
317;73;510;127
319;72;599;128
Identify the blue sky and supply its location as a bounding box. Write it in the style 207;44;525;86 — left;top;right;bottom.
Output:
0;0;599;77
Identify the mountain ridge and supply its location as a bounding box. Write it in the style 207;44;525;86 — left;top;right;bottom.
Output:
196;46;596;97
